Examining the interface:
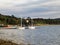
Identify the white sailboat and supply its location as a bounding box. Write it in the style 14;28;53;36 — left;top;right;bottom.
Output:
18;17;25;29
18;17;35;29
28;19;35;29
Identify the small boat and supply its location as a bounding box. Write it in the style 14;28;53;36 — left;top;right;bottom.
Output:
28;26;35;29
18;17;25;29
18;27;25;29
28;18;35;29
18;17;35;29
4;25;17;29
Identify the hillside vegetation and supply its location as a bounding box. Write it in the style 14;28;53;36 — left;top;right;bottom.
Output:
0;14;60;26
0;14;21;25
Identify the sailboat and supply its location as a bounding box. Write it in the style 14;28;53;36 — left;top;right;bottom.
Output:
18;17;35;29
28;19;35;29
18;17;25;29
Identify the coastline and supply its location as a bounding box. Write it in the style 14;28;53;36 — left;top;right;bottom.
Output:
34;24;60;26
0;39;18;45
0;39;33;45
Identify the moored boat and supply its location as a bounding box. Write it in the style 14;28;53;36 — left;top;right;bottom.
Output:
28;26;35;29
17;26;25;29
18;17;25;29
4;25;17;29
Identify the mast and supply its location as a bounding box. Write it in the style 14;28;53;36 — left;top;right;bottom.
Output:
32;19;33;26
21;17;22;27
31;18;34;26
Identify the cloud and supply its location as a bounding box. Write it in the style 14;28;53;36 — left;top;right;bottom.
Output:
0;0;60;18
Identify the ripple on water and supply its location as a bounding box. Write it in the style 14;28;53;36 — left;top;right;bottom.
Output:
0;25;60;45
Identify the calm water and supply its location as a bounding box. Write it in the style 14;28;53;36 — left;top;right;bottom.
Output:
0;25;60;45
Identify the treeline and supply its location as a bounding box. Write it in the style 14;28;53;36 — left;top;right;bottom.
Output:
0;14;60;25
0;14;21;25
33;18;60;25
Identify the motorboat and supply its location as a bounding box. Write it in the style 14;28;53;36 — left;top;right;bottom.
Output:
4;25;17;29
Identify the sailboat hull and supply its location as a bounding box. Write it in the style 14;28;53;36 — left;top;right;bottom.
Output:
18;27;25;29
29;26;35;29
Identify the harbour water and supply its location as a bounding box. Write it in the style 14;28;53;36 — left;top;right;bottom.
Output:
0;25;60;45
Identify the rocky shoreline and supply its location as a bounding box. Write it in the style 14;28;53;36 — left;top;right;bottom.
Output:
0;39;18;45
0;39;32;45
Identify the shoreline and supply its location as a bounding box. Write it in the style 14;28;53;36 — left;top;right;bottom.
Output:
0;39;18;45
0;24;60;28
34;24;60;26
0;39;33;45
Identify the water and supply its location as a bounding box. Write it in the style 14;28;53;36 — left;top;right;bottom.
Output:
0;25;60;45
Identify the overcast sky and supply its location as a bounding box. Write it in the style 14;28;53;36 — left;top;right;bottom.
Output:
0;0;60;18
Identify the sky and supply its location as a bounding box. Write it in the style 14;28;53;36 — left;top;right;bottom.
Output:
0;0;60;18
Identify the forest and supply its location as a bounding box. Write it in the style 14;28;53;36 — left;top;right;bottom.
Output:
0;14;60;26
